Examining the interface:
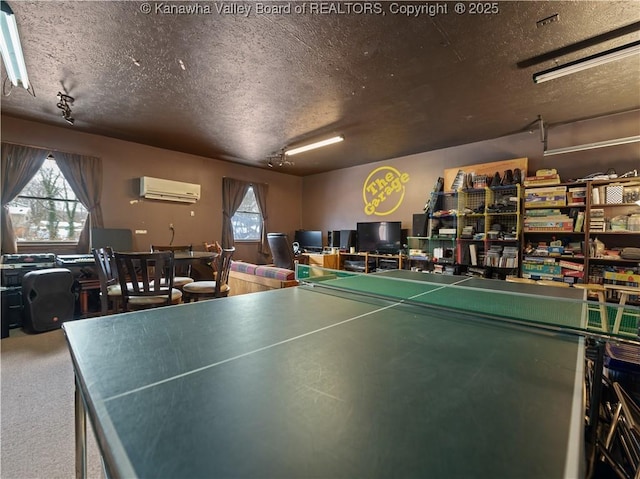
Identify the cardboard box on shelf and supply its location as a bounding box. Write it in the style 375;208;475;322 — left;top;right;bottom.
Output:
605;185;624;204
525;186;567;208
522;262;562;276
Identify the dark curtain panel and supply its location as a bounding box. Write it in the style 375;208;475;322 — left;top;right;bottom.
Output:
221;177;250;248
1;143;48;253
55;152;104;253
252;182;269;256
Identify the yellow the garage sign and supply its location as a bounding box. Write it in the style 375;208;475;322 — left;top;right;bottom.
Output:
363;166;410;216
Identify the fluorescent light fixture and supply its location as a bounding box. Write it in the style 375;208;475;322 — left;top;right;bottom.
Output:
284;135;344;156
0;1;29;89
533;40;640;84
543;135;640;157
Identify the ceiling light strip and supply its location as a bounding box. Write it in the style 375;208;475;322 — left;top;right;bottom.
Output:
533;41;640;84
0;1;29;89
518;21;640;69
543;135;640;157
284;135;344;156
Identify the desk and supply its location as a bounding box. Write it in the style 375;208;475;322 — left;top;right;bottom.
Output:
303;252;339;269
64;270;593;478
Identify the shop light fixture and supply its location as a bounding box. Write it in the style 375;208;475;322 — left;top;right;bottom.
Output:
0;1;29;89
543;135;640;157
284;135;344;156
533;40;640;84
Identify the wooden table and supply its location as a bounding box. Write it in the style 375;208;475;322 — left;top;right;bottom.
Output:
77;278;101;318
174;251;217;281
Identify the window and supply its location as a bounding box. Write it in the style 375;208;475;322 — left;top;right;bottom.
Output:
231;186;262;241
7;158;88;243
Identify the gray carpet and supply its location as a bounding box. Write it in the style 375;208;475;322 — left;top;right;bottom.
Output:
1;328;104;479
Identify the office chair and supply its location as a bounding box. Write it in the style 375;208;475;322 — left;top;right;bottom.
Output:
267;233;296;270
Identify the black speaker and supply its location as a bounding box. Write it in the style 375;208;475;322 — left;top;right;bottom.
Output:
412;213;428;237
22;268;75;333
340;230;356;250
328;230;341;248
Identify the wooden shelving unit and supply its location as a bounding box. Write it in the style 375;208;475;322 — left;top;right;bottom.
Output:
521;177;640;289
339;252;404;273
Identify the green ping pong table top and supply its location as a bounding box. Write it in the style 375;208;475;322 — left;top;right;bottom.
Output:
64;268;598;478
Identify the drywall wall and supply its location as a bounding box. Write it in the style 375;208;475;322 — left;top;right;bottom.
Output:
301;110;640;236
1;116;302;264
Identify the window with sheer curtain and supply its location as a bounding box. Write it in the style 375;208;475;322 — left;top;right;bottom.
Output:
231;186;262;241
8;158;88;243
2;142;103;254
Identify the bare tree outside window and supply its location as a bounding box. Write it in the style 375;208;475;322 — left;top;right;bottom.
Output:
231;186;262;241
7;159;88;242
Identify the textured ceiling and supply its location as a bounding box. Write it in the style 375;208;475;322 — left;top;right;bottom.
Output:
1;1;639;176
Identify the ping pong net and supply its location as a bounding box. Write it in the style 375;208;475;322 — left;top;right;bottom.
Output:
295;264;640;344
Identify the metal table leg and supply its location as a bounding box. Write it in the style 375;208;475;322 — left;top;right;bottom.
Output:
75;376;87;479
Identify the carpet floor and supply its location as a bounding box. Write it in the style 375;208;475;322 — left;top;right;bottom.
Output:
1;328;103;479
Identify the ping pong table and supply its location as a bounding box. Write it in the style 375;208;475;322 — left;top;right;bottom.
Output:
63;267;637;478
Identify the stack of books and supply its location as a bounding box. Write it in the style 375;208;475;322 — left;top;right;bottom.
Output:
589;209;606;232
483;245;518;268
500;246;519;268
484;245;503;267
567;187;587;206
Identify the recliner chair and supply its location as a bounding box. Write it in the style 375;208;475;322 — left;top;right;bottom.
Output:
267;233;296;270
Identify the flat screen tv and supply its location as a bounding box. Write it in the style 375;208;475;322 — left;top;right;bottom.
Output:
294;230;323;253
357;222;402;254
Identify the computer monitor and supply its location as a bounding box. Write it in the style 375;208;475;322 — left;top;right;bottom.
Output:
339;230;356;251
294;230;323;253
328;230;341;248
91;228;133;252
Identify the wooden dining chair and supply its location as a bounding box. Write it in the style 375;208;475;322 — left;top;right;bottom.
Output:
114;251;182;311
204;241;222;253
182;247;235;302
202;241;222;278
92;247;122;315
150;244;195;290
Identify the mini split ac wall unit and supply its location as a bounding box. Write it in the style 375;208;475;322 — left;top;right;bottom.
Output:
139;176;201;203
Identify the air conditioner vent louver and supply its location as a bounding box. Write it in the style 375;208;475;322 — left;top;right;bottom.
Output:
139;177;201;203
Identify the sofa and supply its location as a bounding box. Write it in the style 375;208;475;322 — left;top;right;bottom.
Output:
228;261;298;296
